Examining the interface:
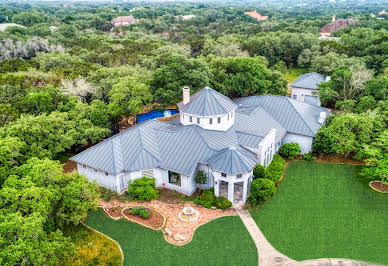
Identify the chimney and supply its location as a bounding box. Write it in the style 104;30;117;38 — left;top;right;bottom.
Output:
182;86;190;105
332;15;336;22
318;112;327;124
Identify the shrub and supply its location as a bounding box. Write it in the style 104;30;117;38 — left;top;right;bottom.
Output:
265;154;285;183
193;188;216;208
130;206;150;219
215;197;232;210
128;177;158;201
303;152;315;161
99;187;117;201
248;178;276;206
279;143;301;159
253;164;266;179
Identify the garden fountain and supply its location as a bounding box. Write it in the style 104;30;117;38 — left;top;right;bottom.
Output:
178;205;199;222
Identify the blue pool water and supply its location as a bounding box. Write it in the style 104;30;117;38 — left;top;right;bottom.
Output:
136;109;179;123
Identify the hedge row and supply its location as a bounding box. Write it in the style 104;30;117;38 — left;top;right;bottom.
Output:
253;154;285;183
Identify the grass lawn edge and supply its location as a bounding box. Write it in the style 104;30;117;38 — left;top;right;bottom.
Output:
80;221;124;265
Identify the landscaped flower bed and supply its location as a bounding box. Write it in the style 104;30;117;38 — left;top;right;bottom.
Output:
103;206;124;220
122;207;164;230
369;181;388;193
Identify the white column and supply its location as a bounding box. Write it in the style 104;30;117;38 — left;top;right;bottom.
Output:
242;179;248;203
214;177;220;197
228;181;234;203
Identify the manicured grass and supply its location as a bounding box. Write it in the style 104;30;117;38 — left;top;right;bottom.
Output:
86;209;257;266
250;161;388;265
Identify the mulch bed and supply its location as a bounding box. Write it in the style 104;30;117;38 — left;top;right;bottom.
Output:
104;206;124;219
63;160;77;173
370;181;388;193
122;207;164;230
314;154;364;165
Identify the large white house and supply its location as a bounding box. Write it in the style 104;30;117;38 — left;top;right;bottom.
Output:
71;87;330;204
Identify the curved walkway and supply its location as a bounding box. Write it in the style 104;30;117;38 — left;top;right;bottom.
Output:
235;205;378;266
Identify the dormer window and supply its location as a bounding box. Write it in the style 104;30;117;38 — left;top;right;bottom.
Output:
197;118;200;124
209;118;213;124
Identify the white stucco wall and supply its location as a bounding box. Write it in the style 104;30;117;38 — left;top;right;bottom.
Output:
180;110;235;131
77;163;118;191
291;87;321;106
282;133;313;154
195;163;214;190
77;164;198;195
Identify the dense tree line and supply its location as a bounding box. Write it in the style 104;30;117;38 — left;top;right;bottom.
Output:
0;1;387;264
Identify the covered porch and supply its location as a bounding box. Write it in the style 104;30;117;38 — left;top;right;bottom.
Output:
214;173;252;204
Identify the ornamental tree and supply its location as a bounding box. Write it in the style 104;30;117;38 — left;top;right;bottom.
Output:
194;170;207;193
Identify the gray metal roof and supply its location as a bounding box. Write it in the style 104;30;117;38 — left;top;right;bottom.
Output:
289;72;327;90
177;87;237;116
71;94;328;176
234;95;330;137
207;146;257;175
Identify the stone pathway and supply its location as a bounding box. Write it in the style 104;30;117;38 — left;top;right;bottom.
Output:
235;204;378;266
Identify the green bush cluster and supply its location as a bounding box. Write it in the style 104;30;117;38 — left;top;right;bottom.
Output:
99;187;117;202
248;178;276;206
253;164;266;179
215;197;232;210
193;189;216;208
193;188;232;209
303;152;315;161
130;206;150;219
266;154;285;183
279;143;301;159
128;177;159;201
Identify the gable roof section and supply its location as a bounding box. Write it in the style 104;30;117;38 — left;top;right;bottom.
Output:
156;126;216;176
234;95;330;137
235;107;286;144
208;146;257;175
178;87;237;116
71;140;116;174
289;72;327;90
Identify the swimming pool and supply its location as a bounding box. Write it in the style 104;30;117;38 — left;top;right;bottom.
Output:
136;109;179;123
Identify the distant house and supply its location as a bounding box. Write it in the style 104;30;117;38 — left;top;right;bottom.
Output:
378;10;388;15
289;72;330;106
0;23;25;31
320;15;358;36
111;16;138;27
174;15;196;21
244;11;268;21
71;87;329;204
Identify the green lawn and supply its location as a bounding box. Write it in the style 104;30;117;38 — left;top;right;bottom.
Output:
250;161;388;265
86;209;257;266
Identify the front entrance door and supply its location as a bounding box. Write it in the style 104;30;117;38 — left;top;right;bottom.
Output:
234;182;243;203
